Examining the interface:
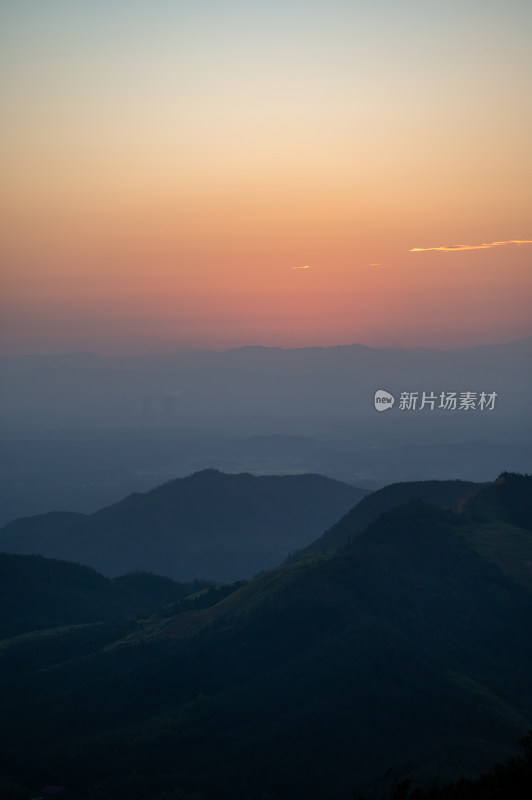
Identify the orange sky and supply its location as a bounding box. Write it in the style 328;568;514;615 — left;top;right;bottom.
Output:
1;0;531;353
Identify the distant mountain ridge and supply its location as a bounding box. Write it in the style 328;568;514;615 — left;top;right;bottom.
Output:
3;335;532;369
1;337;530;439
0;470;368;581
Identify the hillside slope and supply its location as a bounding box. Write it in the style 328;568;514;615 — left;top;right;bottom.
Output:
295;478;480;556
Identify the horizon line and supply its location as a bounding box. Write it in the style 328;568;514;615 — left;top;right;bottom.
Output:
1;334;531;360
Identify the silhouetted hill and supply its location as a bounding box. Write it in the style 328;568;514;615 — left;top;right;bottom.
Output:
463;471;532;530
0;470;368;581
0;553;209;639
295;478;480;557
1;474;531;799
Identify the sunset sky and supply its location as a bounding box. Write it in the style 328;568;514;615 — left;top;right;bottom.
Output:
2;0;531;354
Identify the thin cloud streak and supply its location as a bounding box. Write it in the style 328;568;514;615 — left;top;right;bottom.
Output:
409;239;532;253
292;265;311;269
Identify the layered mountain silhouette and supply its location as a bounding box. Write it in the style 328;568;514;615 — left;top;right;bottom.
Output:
0;470;367;581
1;473;531;799
296;478;481;556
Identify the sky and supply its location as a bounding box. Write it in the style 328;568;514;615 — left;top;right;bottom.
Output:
1;0;531;354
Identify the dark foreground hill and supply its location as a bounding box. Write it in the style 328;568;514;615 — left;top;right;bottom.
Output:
1;473;531;799
0;552;210;639
0;470;368;581
295;478;480;557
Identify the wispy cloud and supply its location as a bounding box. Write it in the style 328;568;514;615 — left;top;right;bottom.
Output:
292;265;311;269
409;239;532;253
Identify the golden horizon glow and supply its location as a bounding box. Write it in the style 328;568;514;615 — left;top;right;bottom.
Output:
1;1;532;354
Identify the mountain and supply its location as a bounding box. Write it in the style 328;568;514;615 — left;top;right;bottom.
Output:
0;470;368;581
0;553;210;639
294;478;481;556
1;338;530;442
2;338;530;527
464;471;532;532
1;473;531;799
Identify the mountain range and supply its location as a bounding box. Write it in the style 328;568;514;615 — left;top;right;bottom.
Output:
2;338;531;439
2;338;530;532
1;472;531;799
